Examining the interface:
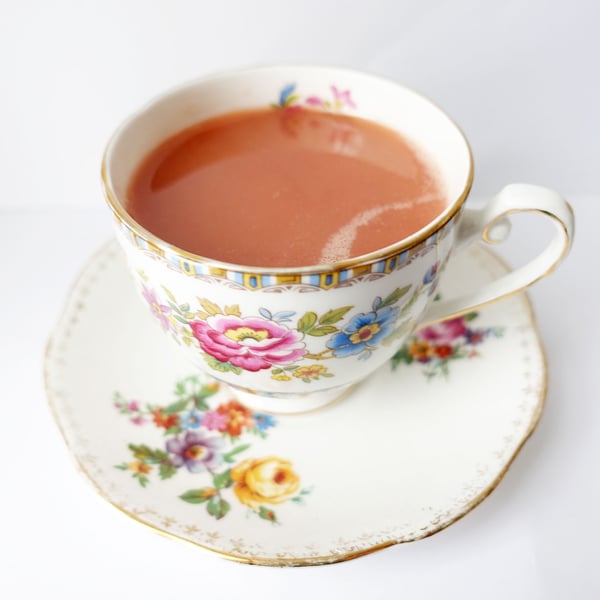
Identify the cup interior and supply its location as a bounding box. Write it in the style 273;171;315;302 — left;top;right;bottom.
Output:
103;66;473;269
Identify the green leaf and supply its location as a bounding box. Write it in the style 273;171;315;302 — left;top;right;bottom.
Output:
168;301;183;315
199;383;219;398
382;319;414;346
284;94;300;106
223;444;250;463
173;314;188;325
379;285;411;309
162;398;190;414
390;346;413;370
204;354;242;374
318;306;353;325
179;488;216;504
179;303;190;312
399;291;420;316
297;311;317;333
128;444;169;464
136;474;149;488
307;325;338;337
159;463;178;480
175;381;186;396
161;285;177;302
212;469;233;489
193;396;209;411
207;497;230;520
464;312;478;322
164;426;183;436
199;298;222;316
257;506;278;523
114;463;128;471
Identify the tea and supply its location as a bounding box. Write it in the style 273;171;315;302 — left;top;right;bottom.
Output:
126;107;447;267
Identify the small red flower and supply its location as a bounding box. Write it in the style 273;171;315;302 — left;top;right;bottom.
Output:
216;401;253;437
434;344;453;359
152;408;179;430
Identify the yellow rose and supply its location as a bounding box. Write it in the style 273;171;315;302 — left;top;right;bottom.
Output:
231;457;300;509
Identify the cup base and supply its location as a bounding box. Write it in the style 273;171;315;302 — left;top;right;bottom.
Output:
226;383;357;415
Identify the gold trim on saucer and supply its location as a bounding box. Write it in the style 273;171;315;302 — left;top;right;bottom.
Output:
44;243;546;567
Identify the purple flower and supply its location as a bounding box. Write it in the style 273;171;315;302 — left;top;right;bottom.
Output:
142;285;172;331
465;329;486;345
166;431;223;473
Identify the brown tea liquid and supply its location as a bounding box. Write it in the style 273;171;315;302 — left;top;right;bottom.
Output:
127;108;446;267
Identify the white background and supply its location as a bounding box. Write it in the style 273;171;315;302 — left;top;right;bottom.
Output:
1;1;598;598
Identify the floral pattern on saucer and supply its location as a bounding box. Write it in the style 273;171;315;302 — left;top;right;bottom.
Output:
392;310;504;379
114;375;309;524
45;241;548;566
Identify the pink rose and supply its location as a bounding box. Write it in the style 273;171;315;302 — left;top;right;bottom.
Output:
419;317;468;345
190;315;306;372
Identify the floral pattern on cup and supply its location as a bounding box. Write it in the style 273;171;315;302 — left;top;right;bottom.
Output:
137;270;427;382
391;311;504;379
190;315;306;373
274;83;356;111
114;375;309;523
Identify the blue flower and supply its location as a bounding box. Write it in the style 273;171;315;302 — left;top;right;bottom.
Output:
180;410;203;430
253;413;277;431
423;261;441;285
423;262;441;295
279;83;296;107
327;306;399;357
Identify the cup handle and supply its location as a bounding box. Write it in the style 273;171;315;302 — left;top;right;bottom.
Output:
421;183;575;325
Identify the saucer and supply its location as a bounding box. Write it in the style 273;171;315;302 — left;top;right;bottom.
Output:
45;241;546;566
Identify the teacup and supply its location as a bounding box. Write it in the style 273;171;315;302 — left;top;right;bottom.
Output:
102;65;574;413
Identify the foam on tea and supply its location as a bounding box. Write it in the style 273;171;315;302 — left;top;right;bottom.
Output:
126;107;447;267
